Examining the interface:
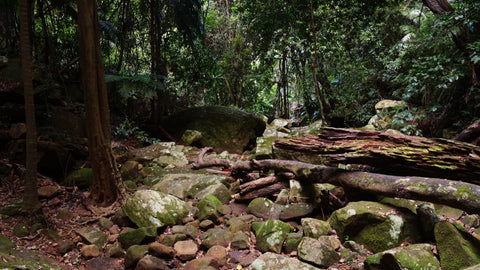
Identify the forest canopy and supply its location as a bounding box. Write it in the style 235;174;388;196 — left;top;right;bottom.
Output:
0;0;479;137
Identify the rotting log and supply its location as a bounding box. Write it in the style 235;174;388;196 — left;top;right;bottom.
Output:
274;127;480;183
193;152;480;214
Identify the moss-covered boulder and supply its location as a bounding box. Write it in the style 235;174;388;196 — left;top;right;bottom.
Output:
152;172;229;200
364;243;440;270
434;220;480;270
161;106;266;153
196;195;223;222
279;203;314;220
328;201;423;253
247;197;283;220
123;190;191;228
64;168;93;188
301;218;333;238
200;228;233;249
194;183;231;204
0;235;14;255
252;220;294;253
249;252;321;270
125;245;148;268
118;227;157;248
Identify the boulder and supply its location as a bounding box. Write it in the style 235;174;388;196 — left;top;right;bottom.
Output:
125;245;148;268
248;252;320;270
196;195;223;222
435;220;480;270
279;203;314;220
174;240;198;261
136;255;170;270
301;218;334;238
252;220;293;253
118;227;157;248
200;228;233;249
247;197;283;220
123;189;191;228
328;201;423;253
364;243;440;270
297;237;340;268
231;231;250;250
161;106;266;153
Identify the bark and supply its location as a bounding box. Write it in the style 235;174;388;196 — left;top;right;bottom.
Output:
77;0;126;207
194;156;480;214
454;119;480;146
274;127;480;183
422;0;453;14
20;0;39;212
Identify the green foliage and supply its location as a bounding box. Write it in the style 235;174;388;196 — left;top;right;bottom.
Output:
105;72;165;101
113;118;159;144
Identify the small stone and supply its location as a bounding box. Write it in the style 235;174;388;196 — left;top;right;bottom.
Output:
231;231;250;250
125;245;148;268
99;217;114;229
37;185;59;198
81;244;100;258
463;215;480;228
174;240;198;261
297;237;340;268
148;242;175;259
206;245;227;266
13;223;29;237
226;217;250;233
57;209;74;220
56;239;75;254
106;241;124;258
136;255;169;270
199;219;214;230
200;228;233;249
76;227;107;248
301;217;333;238
184;257;217;270
85;257;124;270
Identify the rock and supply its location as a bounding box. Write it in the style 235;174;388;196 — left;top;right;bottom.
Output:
158;233;187;247
364;243;440;270
464;265;480;270
275;189;289;205
152;172;229;200
98;217;114;229
247;197;283;220
199;219;215;230
317;235;341;250
285;232;303;254
252;220;293;253
76;227;107;248
255;136;279;158
136;255;170;270
206;245;227;266
106;241;124;258
162;106;266;153
416;203;439;241
125;245;148;268
196;195;223;222
171;225;198;238
0;200;22;216
120;160;140;181
343;240;368;256
200;228;233;249
0;235;14;254
180;129;203;146
118;227;157;248
57;209;74;220
328;201;423;253
148;242;175;259
56;239;75;254
434;220;480;270
374;99;406;114
184;256;217;270
463;215;480;228
290;120;325;136
279;203;314;220
80;244;100;258
134;142;191;168
174;240;198;261
85;257;124;270
194;183;231;204
122;189;191;228
226;217;250;233
248;252;321;270
297;237;340;268
37;185;59;198
301;218;333;238
13;223;29;237
64;168;93;189
231;231;250;250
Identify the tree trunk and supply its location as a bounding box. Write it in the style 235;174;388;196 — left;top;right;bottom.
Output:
454;119;480;146
20;0;39;213
193;156;480;214
76;0;126;207
274;127;480;183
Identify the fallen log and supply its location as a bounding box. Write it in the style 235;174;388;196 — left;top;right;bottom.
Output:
193;153;480;214
274;127;480;183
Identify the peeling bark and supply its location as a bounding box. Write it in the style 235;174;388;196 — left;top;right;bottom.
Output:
274;127;480;183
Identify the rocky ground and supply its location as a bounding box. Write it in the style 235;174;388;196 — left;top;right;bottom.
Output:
1;114;480;269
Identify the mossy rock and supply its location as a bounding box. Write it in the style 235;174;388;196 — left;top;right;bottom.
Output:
196;195;223;222
162;106;266;154
252;220;294;253
64;168;93;189
364;243;440;270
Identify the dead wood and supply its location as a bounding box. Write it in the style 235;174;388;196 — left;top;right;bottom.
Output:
274;127;480;183
194;149;480;214
454;119;480;146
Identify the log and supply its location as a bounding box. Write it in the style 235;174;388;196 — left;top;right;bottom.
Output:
274;127;480;183
193;156;480;214
454;119;480;146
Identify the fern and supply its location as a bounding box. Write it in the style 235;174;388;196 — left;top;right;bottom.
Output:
105;72;166;100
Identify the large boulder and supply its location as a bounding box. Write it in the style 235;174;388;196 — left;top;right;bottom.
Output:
364;243;440;270
328;201;423;253
161;106;266;153
123;190;191;228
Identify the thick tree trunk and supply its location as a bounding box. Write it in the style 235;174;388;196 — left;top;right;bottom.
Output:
77;0;126;207
20;0;39;212
454;119;480;146
274;127;480;183
193;156;480;214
